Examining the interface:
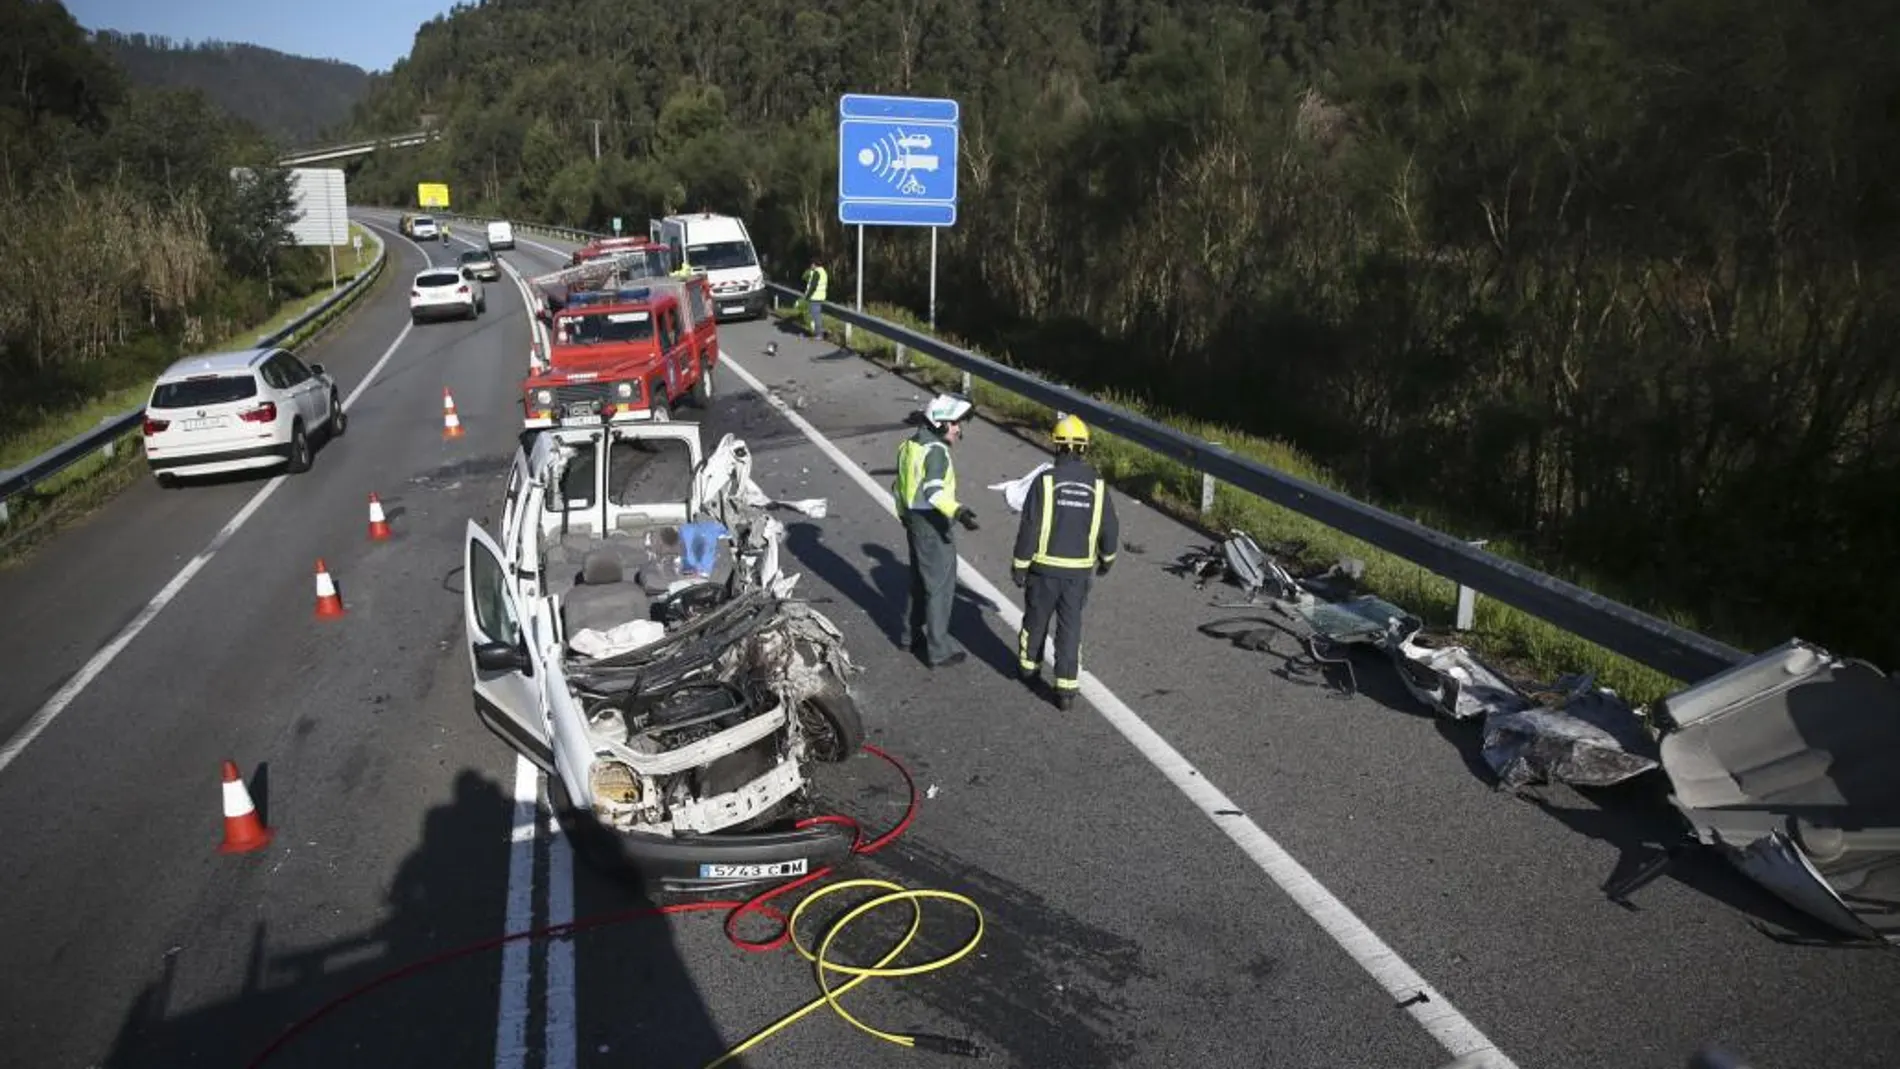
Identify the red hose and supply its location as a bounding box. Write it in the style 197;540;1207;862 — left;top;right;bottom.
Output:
244;743;918;1069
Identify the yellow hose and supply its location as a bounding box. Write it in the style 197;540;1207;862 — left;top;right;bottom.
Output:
702;878;987;1066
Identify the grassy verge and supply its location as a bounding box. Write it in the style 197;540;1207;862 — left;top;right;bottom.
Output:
0;224;384;564
774;296;1689;707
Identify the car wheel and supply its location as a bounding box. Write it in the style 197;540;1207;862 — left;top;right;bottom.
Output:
691;357;714;406
796;678;865;763
154;472;179;490
285;422;312;474
329;390;347;437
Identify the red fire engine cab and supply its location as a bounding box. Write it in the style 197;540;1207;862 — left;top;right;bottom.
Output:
522;254;719;428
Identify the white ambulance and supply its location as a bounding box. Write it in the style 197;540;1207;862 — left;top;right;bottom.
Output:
650;212;766;320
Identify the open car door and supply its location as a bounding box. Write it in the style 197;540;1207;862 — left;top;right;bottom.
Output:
464;519;555;774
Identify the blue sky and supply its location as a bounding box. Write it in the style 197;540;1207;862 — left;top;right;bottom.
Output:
64;0;455;73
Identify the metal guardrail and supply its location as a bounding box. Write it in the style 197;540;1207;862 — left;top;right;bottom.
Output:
408;208;1750;682
0;228;390;523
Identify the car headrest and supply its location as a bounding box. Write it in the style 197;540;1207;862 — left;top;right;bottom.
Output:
580;550;623;585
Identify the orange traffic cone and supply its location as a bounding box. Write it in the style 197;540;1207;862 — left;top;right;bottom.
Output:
314;558;346;618
219;760;273;854
442;388;465;439
368;493;391;541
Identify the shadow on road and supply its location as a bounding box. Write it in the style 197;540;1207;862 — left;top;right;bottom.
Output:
782;522;1016;676
98;767;727;1068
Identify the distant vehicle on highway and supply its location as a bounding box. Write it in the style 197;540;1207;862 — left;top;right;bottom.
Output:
486;219;515;250
458;247;501;282
462;420;861;890
410;266;485;324
410;215;441;241
141;347;345;487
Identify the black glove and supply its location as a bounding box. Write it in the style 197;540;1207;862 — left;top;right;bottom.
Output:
955;506;979;531
1011;568;1026;588
1096;559;1113;577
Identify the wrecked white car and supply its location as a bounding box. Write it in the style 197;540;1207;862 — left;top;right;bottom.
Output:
462;420;863;891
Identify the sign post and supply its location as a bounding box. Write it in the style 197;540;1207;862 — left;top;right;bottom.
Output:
837;93;959;345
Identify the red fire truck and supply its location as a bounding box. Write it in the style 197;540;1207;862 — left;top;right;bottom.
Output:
521;255;720;428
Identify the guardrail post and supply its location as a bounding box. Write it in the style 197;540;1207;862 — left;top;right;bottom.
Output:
1200;442;1222;515
0;499;9;526
1455;539;1490;631
894;342;908;369
100;417;117;460
960;369;972;395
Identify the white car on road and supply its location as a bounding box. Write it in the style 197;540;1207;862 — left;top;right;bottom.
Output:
142;347;345;486
410;266;485;323
462;421;862;891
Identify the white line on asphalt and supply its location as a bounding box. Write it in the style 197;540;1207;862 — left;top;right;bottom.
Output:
0;229;415;777
543;808;577;1068
494;755;539;1069
716;349;1522;1069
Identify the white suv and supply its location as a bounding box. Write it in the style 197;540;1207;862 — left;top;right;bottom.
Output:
410;266;485;323
142;347;345;486
411;215;440;240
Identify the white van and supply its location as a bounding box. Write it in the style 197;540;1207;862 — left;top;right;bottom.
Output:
650;213;764;320
487;220;515;251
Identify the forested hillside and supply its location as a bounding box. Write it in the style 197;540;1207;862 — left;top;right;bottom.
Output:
91;31;371;145
344;0;1900;668
1;0;326;428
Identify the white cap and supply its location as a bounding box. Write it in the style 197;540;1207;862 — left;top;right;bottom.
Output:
925;393;974;426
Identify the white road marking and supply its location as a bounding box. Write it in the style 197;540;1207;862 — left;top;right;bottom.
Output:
544;808;577;1069
715;348;1522;1068
0;228;413;776
494;755;539;1069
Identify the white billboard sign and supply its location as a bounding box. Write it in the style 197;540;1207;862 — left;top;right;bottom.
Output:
286;167;349;246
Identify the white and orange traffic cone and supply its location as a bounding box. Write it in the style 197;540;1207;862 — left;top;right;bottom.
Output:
314;558;346;618
367;493;391;541
442;388;465;439
219;760;273;854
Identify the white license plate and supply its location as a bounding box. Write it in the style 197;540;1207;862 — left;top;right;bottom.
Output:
182;417;225;430
722;304;745;314
699;860;808;880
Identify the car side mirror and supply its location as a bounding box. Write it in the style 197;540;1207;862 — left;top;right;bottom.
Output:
462;268;474;280
308;363;326;376
473;640;529;672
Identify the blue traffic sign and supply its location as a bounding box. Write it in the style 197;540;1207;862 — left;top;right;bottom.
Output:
838;94;958;227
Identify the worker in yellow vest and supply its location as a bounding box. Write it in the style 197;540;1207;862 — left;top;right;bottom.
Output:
892;393;979;667
1011;414;1119;709
802;257;828;339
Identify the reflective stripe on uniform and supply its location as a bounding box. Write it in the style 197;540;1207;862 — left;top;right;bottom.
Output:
1030;476;1106;569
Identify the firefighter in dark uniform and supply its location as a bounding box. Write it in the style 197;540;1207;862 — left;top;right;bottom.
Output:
893;393;979;668
1011;414;1118;709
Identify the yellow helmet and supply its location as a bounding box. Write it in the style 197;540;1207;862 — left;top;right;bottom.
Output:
1052;413;1090;448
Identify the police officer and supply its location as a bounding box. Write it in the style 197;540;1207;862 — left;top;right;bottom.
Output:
893;393;979;667
1011;414;1118;709
802;256;828;338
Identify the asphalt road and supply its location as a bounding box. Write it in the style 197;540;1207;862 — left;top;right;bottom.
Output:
0;211;1891;1069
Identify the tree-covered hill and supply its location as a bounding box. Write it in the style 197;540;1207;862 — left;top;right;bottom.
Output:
344;0;1900;668
90;30;370;145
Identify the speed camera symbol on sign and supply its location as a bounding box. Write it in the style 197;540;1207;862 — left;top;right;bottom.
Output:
856;130;939;195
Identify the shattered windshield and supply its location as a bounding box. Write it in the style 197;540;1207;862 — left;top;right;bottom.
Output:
555;310;653;345
686;241;756;271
